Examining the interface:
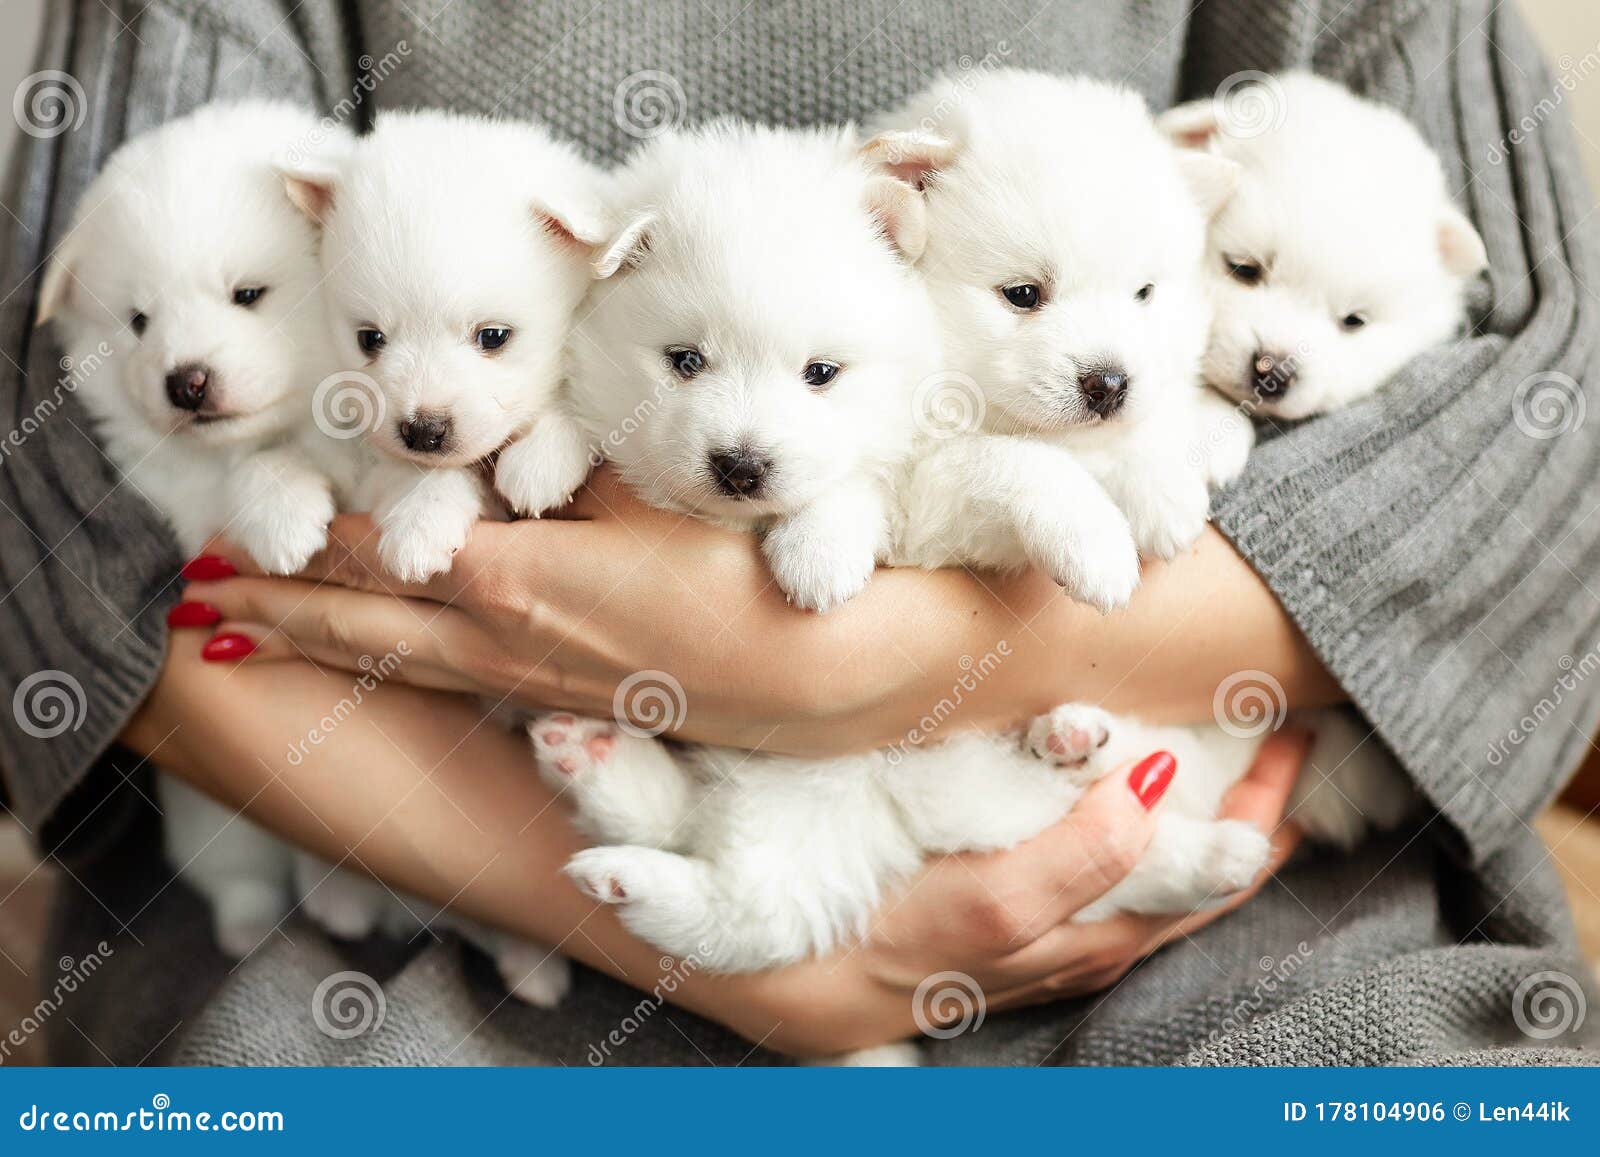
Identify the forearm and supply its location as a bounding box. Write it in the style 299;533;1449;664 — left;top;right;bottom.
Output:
765;525;1340;755
122;635;858;1052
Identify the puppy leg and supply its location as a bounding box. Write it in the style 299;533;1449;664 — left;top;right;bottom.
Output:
1087;410;1213;560
1191;388;1256;489
365;462;487;582
494;409;594;517
762;477;890;612
1284;708;1414;847
529;713;698;847
1076;812;1271;922
903;436;1140;613
294;854;400;941
488;936;572;1010
225;447;336;574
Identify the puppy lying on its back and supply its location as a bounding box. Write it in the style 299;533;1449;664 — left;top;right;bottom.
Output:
1160;72;1488;418
278;110;609;581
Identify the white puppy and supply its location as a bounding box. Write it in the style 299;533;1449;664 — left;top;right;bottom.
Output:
568;120;941;612
1160;72;1488;419
36;102;347;956
540;82;1410;1001
278;109;606;581
870;70;1255;562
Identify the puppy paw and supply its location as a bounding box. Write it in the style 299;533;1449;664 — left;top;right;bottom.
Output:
210;880;290;958
234;485;336;575
1021;504;1140;613
529;713;617;789
1199;819;1272;895
494;424;593;518
763;528;874;613
495;942;571;1009
300;870;389;941
564;847;651;905
372;468;484;581
1125;472;1211;560
1024;704;1114;782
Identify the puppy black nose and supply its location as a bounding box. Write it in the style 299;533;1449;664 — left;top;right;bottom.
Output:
1079;367;1129;418
398;413;452;454
1251;350;1297;399
165;364;211;411
709;449;770;498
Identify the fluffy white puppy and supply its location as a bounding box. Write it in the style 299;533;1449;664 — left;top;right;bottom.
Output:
278;110;606;581
567;120;941;612
869;70;1254;561
36;102;347;956
1160;72;1488;419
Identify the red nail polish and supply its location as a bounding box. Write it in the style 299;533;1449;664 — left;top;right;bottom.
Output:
166;601;222;628
201;633;256;661
1128;751;1177;810
181;555;236;581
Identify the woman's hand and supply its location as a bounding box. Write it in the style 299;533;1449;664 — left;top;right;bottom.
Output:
179;467;1339;757
124;642;1309;1059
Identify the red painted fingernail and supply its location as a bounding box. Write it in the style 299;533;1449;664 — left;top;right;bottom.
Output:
181;555;236;581
201;633;256;662
1128;751;1177;810
166;601;222;628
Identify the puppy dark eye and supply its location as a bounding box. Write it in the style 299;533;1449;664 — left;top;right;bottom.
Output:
802;361;840;389
130;311;148;337
668;347;705;379
1000;283;1042;310
1225;258;1264;286
232;286;267;308
475;326;512;353
1340;312;1368;331
357;328;386;356
1135;283;1154;303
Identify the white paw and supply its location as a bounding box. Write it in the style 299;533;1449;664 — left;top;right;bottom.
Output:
1025;704;1114;782
1021;505;1140;613
210;879;290;958
1126;471;1211;560
376;510;468;582
806;1043;922;1067
496;945;572;1009
528;713;618;790
300;871;388;940
564;847;650;905
235;488;336;575
1197;406;1254;489
1201;819;1273;894
494;433;592;518
763;528;874;613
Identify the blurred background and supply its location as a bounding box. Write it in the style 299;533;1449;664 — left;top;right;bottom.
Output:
0;0;1597;1062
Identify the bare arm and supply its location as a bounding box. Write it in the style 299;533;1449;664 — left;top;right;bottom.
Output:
179;469;1338;758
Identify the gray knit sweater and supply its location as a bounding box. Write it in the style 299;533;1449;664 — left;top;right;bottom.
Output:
1;0;1597;1065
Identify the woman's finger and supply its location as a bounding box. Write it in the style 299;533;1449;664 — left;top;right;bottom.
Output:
179;575;471;671
194;618;487;696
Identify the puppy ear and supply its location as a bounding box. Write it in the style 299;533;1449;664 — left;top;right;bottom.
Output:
593;212;654;279
35;243;78;327
1438;203;1488;277
1176;151;1240;220
1158;100;1223;150
864;175;927;262
276;157;341;224
535;198;610;253
859;130;958;190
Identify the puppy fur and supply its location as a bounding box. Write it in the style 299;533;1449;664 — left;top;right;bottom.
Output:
870;70;1256;565
37;102;348;957
1161;72;1488;419
542;75;1412;1003
279;109;608;582
567;120;942;612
